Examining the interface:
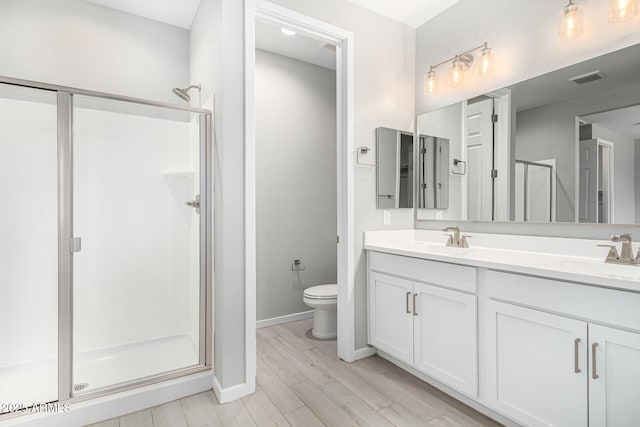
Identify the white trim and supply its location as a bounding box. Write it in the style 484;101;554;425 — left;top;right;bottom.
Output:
353;346;378;360
377;351;519;427
212;376;255;404
244;0;258;399
246;0;357;368
256;310;315;329
4;372;213;427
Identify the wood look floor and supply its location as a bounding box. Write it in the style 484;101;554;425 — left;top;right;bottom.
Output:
88;319;501;427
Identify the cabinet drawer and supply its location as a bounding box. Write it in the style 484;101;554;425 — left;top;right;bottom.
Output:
369;251;476;293
487;270;640;332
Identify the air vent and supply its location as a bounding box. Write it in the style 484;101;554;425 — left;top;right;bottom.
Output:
569;70;607;85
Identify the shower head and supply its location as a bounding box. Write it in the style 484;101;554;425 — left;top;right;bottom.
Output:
172;84;201;102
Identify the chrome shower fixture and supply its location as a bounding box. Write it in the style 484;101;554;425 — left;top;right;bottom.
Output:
172;84;201;102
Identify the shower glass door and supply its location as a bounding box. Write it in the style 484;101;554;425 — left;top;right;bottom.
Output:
0;84;58;411
71;95;207;394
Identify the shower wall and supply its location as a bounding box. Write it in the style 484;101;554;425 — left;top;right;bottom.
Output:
73;106;199;354
0;0;189;103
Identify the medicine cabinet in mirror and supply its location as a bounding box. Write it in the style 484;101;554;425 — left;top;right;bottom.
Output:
376;127;413;208
416;42;640;225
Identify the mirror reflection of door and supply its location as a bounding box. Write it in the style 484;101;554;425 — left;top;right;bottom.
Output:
465;98;494;221
579;138;614;223
419;135;449;209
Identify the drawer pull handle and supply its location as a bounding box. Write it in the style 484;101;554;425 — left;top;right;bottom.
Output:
574;338;581;373
592;343;599;379
405;292;411;314
413;293;418;316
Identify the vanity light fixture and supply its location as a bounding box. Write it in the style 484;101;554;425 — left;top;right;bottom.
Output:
281;28;296;36
423;42;492;94
609;0;638;22
558;0;583;39
425;69;438;94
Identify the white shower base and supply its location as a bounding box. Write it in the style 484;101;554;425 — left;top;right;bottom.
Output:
0;333;199;414
74;333;199;392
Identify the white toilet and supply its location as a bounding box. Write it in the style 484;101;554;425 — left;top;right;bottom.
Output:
303;284;338;339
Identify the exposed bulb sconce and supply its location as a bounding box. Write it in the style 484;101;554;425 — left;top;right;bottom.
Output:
425;69;438;94
609;0;638;22
558;0;583;39
423;42;493;95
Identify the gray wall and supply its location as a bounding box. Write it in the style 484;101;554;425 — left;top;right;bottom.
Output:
515;83;640;223
0;0;189;103
255;50;337;321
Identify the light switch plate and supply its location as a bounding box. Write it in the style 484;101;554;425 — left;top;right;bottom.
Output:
383;210;391;225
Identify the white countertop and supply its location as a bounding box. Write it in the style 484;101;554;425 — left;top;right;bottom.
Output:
364;230;640;293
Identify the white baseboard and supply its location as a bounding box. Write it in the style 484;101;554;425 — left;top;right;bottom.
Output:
3;371;214;427
212;375;255;404
353;346;377;361
256;310;314;329
377;351;519;427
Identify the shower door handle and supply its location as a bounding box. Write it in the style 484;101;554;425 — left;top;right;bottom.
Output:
70;237;82;253
186;195;200;214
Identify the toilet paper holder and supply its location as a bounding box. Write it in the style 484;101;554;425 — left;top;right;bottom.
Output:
292;259;306;271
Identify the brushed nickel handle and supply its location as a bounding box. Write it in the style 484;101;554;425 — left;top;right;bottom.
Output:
413;293;418;316
574;338;581;373
592;343;599;379
405;292;411;314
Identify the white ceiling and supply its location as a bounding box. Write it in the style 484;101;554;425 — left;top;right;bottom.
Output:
84;0;200;29
345;0;461;28
582;105;640;139
255;22;337;70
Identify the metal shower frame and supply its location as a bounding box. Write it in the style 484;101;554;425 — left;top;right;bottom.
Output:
0;74;213;416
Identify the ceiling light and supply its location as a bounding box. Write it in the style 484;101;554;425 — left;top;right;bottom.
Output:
281;28;296;36
608;0;638;22
559;0;583;40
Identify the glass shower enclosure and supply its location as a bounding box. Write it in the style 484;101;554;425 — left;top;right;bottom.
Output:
0;77;212;416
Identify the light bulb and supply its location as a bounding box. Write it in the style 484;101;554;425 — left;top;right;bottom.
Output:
424;70;438;94
281;28;296;36
477;47;493;76
558;1;583;40
449;59;465;86
609;0;638;22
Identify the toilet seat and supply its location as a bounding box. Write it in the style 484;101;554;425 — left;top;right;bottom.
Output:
303;284;337;300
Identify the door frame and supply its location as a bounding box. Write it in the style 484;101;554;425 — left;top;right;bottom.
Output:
245;0;356;376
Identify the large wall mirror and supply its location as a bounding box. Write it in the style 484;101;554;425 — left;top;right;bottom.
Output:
417;42;640;225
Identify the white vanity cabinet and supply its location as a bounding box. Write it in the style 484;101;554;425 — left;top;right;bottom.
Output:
588;324;640;427
368;272;414;365
486;301;589;427
367;252;478;398
486;271;640;427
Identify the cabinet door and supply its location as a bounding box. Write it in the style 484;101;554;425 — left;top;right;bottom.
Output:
413;282;478;397
368;272;414;365
486;301;588;427
589;324;640;427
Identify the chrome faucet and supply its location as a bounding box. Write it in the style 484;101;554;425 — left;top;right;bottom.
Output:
598;234;639;265
442;226;470;248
